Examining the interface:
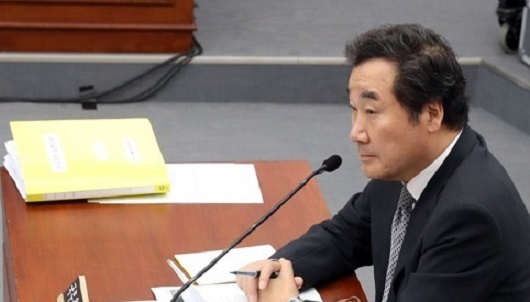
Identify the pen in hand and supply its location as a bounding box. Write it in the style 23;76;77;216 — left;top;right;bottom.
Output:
230;270;280;279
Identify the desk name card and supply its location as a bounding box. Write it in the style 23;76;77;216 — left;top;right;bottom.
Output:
57;275;90;302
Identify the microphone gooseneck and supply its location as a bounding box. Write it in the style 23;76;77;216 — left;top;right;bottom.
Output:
170;155;342;302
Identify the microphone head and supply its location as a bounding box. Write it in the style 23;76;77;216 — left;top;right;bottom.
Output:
321;155;342;172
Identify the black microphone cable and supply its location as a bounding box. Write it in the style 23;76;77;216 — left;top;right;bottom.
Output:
0;35;203;105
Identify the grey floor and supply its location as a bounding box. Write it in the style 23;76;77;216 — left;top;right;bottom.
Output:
194;0;530;87
1;0;530;301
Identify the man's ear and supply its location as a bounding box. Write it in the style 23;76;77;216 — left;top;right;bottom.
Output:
424;100;444;132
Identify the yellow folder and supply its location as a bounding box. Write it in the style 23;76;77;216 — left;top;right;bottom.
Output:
5;118;169;202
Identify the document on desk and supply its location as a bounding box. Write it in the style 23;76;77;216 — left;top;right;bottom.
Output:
4;118;169;202
157;245;322;302
168;245;276;285
151;284;323;302
90;163;264;204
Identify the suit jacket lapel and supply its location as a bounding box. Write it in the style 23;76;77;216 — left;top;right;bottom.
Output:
389;126;479;298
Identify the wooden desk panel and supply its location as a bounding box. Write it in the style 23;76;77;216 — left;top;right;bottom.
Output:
0;0;196;53
1;161;367;302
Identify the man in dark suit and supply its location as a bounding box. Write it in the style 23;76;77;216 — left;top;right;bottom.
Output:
236;24;530;302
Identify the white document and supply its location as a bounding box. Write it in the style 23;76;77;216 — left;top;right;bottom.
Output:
152;285;322;302
89;163;264;204
183;283;246;302
168;245;276;285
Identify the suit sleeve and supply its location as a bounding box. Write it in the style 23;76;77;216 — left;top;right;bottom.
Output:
272;191;373;291
399;203;502;302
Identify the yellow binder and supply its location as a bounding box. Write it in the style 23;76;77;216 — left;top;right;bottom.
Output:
5;118;169;202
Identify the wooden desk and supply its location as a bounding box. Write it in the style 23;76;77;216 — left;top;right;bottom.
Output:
0;0;196;53
1;160;367;302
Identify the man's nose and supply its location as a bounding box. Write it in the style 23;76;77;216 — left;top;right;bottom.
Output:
350;118;368;143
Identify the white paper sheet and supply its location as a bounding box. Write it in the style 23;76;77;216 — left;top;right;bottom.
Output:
168;245;276;285
90;163;264;204
152;285;322;302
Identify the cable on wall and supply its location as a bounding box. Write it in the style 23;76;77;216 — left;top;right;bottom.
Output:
0;35;203;106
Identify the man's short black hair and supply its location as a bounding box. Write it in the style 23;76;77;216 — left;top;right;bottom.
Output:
345;24;468;130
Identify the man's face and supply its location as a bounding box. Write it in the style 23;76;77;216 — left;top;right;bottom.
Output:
348;58;432;181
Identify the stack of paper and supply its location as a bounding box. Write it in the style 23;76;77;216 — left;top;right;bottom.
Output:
160;245;323;302
3;118;170;202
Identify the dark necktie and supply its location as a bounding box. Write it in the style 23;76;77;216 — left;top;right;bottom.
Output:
381;185;415;302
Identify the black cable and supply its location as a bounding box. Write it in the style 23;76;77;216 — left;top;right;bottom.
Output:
0;35;203;104
104;56;193;104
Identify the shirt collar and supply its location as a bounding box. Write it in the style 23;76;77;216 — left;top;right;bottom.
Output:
407;130;462;202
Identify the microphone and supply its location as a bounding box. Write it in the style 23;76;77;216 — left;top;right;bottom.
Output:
320;154;342;173
170;155;342;302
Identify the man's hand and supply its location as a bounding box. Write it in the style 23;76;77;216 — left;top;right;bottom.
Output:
236;258;303;302
236;259;278;302
257;258;301;302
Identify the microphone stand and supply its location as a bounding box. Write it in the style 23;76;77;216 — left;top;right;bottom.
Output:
169;165;328;302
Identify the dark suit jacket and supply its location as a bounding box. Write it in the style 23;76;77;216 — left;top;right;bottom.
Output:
274;126;530;302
